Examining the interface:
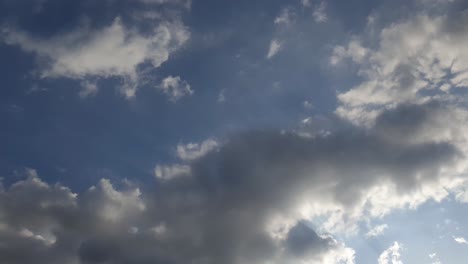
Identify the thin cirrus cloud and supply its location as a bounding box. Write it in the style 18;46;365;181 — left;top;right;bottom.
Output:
313;1;328;23
365;224;388;238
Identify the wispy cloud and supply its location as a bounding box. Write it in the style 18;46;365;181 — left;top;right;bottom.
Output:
313;2;328;23
159;76;194;102
366;224;388;238
267;39;282;59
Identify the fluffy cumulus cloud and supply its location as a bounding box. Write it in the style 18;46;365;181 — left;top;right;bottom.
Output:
378;242;404;264
330;7;468;206
333;11;468;126
1;15;189;98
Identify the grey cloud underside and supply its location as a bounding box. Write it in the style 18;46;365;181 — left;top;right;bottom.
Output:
0;100;464;264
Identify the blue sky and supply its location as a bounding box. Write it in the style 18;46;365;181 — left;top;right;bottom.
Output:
1;0;468;263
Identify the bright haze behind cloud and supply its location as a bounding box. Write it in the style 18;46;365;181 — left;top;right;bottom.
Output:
1;0;468;263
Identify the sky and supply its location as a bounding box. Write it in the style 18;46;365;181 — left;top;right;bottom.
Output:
1;0;468;263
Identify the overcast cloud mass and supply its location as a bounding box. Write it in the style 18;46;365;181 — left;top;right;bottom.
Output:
1;0;468;263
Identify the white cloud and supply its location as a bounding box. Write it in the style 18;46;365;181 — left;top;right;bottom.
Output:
1;17;189;99
331;11;468;193
334;13;468;125
330;40;368;65
154;164;191;180
159;75;194;101
378;242;404;264
301;0;311;7
176;139;219;161
454;236;468;245
313;2;328;23
274;8;294;26
267;39;282;59
366;224;388;238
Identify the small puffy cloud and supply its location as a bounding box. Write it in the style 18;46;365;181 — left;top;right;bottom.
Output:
1;17;189;99
366;224;388;238
378;242;404;264
301;0;311;7
159;76;194;101
267;39;282;59
453;236;468;245
330;40;368;65
176;139;219;161
313;2;328;23
154;164;191;180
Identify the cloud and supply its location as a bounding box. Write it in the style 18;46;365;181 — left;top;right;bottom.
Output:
0;156;359;264
2;99;467;263
378;242;404;264
303;100;313;109
79;81;98;98
331;10;468;194
159;75;194;101
429;252;442;264
334;12;468;126
267;39;282;59
330;40;368;65
153;164;191;180
313;2;328;23
274;8;295;26
1;17;189;98
453;236;468;245
366;224;388;238
139;0;192;9
176;139;219;161
301;0;311;7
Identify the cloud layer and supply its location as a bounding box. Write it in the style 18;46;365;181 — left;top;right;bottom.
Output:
1;97;467;263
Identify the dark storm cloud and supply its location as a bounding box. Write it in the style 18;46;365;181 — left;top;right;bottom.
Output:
0;100;464;264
